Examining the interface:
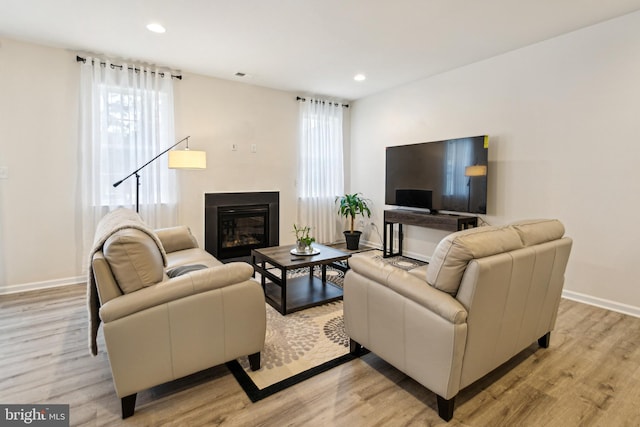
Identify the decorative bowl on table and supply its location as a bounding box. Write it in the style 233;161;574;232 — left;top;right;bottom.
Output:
290;246;320;256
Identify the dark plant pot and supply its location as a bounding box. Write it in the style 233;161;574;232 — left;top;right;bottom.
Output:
344;231;362;250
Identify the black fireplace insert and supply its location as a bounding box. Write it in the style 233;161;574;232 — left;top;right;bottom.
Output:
205;192;279;262
218;204;268;260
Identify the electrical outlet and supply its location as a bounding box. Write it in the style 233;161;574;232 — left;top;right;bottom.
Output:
232;144;238;151
250;144;257;153
0;166;8;179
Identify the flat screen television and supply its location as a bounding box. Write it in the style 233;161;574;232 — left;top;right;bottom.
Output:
385;135;488;214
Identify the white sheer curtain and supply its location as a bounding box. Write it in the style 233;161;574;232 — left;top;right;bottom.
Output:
79;58;178;262
297;98;345;244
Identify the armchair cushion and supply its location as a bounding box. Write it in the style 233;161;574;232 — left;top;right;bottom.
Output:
155;225;199;253
166;248;222;269
426;226;523;295
103;228;165;294
510;219;565;246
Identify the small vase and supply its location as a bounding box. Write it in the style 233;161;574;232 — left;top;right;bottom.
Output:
296;240;307;253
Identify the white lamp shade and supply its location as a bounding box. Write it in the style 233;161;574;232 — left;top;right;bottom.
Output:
168;149;207;169
465;165;487;177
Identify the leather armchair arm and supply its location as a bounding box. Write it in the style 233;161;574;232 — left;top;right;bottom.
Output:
155;225;199;253
348;256;467;324
100;262;255;322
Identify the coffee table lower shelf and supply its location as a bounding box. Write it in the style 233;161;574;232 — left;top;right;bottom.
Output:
264;275;343;315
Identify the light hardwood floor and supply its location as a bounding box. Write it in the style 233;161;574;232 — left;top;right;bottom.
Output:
1;284;640;426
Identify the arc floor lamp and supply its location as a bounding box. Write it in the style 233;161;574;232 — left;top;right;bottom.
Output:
113;136;206;212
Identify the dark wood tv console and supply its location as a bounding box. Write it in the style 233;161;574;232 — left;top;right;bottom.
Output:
383;209;478;257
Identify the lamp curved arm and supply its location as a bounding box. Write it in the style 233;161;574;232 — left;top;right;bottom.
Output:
113;136;190;188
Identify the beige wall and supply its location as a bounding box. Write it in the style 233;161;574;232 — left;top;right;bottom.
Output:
0;37;301;293
350;11;640;314
172;73;299;249
0;38;82;291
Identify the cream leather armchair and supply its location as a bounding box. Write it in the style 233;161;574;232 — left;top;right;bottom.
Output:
89;208;266;418
344;219;572;421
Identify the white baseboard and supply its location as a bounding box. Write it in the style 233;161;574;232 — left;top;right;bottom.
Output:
360;238;430;262
359;238;381;251
561;290;640;318
0;276;85;295
396;249;430;263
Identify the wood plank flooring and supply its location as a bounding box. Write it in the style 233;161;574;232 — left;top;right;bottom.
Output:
1;284;640;426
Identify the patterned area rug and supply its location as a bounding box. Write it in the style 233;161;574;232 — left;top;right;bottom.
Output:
366;251;427;272
227;250;427;402
227;301;352;402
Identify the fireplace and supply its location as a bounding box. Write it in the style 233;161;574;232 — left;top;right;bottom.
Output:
205;192;279;262
218;204;268;259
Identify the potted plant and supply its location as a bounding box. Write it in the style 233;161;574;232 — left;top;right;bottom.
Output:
336;193;371;250
293;224;315;253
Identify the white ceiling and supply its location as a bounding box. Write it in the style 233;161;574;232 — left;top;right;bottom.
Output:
2;0;640;100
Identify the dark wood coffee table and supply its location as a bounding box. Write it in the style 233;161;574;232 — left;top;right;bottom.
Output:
251;244;351;315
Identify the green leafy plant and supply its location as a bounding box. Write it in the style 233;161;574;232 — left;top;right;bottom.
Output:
336;193;372;233
293;224;315;247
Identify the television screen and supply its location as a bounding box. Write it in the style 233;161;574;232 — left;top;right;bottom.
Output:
385;135;488;214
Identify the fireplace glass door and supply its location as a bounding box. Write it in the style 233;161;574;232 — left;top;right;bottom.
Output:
218;204;269;259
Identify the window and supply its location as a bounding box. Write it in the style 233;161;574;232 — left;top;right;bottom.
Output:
297;99;345;243
96;84;174;206
79;58;178;263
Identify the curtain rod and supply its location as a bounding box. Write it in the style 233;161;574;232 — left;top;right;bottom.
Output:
76;56;182;80
296;96;349;108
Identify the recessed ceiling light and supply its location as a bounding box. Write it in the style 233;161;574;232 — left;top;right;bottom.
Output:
146;23;166;34
354;73;366;82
